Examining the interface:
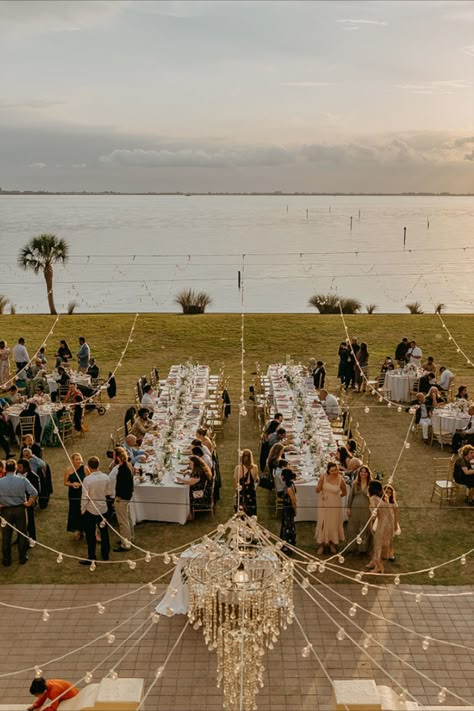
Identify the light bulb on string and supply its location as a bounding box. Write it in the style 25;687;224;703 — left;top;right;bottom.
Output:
145;551;152;563
0;518;6;528
89;561;96;572
155;666;165;679
163;553;171;564
96;603;105;615
42;610;50;622
318;562;326;574
428;568;435;579
355;572;363;581
363;635;371;649
394;575;401;586
356;536;363;545
364;407;370;414
307;562;317;573
148;583;157;595
404;442;411;449
29;538;36;547
437;688;447;704
338;555;345;564
152;613;160;624
56;553;63;564
34;666;43;678
349;604;357;618
85;672;93;684
361;584;369;596
301;644;312;658
461;555;467;565
336;628;345;641
415;593;422;604
301;577;310;589
127;560;137;570
422;636;430;651
106;633;115;644
109;670;118;680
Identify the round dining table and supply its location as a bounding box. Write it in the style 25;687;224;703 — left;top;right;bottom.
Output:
383;370;419;403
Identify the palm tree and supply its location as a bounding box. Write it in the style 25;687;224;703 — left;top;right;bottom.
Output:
18;234;69;314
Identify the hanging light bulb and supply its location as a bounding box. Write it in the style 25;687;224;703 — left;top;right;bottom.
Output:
106;633;115;644
89;561;96;572
34;666;43;678
56;553;63;564
164;553;171;564
387;402;392;408
155;666;165;679
96;603;105;615
128;560;137;570
148;583;157;595
397;406;402;413
172;554;179;564
301;577;310;589
364;407;370;414
0;518;6;528
437;688;447;704
318;562;326;574
355;572;363;582
461;555;467;565
29;538;36;547
338;555;345;564
349;604;357;618
394;575;401;586
42;610;50;622
336;628;345;641
152;613;160;624
363;635;371;649
301;645;311;658
404;442;411;449
356;536;363;545
422;636;430;651
145;551;152;563
428;568;435;579
109;670;118;680
84;672;93;684
415;593;422;604
307;562;317;573
361;584;369;596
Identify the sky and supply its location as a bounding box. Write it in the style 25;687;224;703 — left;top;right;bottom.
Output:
0;0;473;193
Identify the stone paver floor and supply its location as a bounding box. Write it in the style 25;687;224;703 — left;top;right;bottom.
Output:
1;584;474;710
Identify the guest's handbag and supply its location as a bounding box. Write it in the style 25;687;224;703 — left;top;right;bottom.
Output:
259;475;273;490
192;490;204;499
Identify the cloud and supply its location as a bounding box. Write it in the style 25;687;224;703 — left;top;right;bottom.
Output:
100;146;293;168
337;18;388;27
280;82;336;88
395;79;471;95
463;45;474;57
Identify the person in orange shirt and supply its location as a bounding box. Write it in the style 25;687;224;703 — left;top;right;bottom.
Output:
28;677;79;711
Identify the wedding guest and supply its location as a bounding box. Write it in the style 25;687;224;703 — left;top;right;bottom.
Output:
0;340;11;386
383;484;399;561
0;459;37;566
192;444;213;471
31;383;51;405
177;455;213;519
80;456;112;564
273;457;288;496
280;468;297;553
4;385;21;404
408;393;432;443
0;406;13;459
234;448;259;516
76;336;90;373
131;408;158;444
366;480;395;573
343;346;356;390
140;384;155;412
64;382;83;404
355;342;369;392
64;453;89;541
346;465;373;554
19;402;42;443
351;337;360;357
266;442;286;480
30;358;44;379
335;446;352;474
123;434;148;466
453;445;474;505
406;340;422;366
38;347;47;367
20;434;42;459
422;356;437;374
259;418;280;471
12;337;29;373
419;372;436;394
312;361;326;389
112;447;134;551
16;458;40;541
319;389;340;421
394;337;409;366
27;677;78;711
337;342;349;383
86;358;99;379
380;356;394;374
438;366;454;392
315;462;347;555
196;427;215;454
427;385;445;407
268;427;286;449
456;385;469;401
55;339;72;367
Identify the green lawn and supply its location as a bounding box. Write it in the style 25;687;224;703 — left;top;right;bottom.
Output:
0;313;473;586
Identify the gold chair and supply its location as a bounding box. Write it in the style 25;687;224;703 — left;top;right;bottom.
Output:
19;415;37;439
430;456;457;506
58;411;74;444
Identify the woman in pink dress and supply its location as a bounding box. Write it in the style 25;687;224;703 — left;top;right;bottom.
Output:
315;462;347;555
0;341;11;387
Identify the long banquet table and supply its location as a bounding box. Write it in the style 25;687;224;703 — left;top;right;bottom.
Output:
267;365;349;523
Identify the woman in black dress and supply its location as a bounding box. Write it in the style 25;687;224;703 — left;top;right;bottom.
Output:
280;468;297;553
234;449;259;516
64;452;89;540
337;342;348;383
178;455;213;519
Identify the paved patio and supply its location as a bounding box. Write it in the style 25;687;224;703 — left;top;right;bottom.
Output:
1;583;473;710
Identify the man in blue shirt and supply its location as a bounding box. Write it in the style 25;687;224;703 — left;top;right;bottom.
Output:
76;337;91;373
0;459;37;566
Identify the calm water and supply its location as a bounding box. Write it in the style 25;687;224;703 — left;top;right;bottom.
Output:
1;195;473;314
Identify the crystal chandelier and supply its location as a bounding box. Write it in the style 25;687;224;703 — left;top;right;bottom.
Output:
187;516;294;711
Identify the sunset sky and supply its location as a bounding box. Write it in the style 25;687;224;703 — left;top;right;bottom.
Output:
1;0;473;192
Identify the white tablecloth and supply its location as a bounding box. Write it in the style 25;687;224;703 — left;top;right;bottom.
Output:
4;403;63;439
431;410;470;435
47;372;91;395
130;473;190;526
384;370;419;402
294;480;349;523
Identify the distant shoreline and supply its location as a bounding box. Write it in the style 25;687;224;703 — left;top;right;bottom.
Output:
1;191;472;197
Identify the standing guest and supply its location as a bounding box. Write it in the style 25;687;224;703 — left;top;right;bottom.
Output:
0;459;37;566
456;385;469;401
312;361;326;389
346;466;373;554
406;340;422;366
0;405;13;459
395;337;409;366
234;448;259;516
438;366;454;393
268;426;286;449
131;407;158;444
355;342;369;392
315;462;347;555
112;447;134;551
80;456;112;564
177;454;213;520
55;339;72;367
383;484;399;561
453;444;474;504
452;407;474;452
140;384;155;411
0;340;11;386
86;358;99;379
12;337;29;373
266;442;286;480
351;337;360;357
337;342;349;384
273;457;288;496
21;447;45;476
422;356;437;374
343;346;356;390
27;677;78;711
64;453;89;541
16;458;40;542
319;389;340;421
280;468;297;553
366;480;395;573
76;336;90;373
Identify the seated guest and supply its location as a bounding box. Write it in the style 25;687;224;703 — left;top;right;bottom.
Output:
140;384;155;411
130;407;158;444
192;444;213;471
335;446;352;474
419;372;436;394
20;433;42;459
427;385;445;407
0;406;13;459
196;427;215;454
31;383;51;405
30;358;45;379
380;356;394;373
452;406;474;453
318;389;340;421
177;455;213;519
64;383;83;404
408;393;432;444
312;361;326;389
55;339;73;367
28;676;78;710
192;438;213;462
422;356;437;374
38;347;47;366
456;385;469;401
56;366;70;388
259;417;281;472
266;443;286;480
268;426;286;449
86;358;99;380
453;445;474;505
4;385;22;405
123;434;148;466
438;366;454;392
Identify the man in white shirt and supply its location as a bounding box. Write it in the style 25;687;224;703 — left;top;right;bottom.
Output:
438;366;454;392
12;338;29;372
140;385;155;412
406;341;422;366
318;389;340;421
80;456;113;564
